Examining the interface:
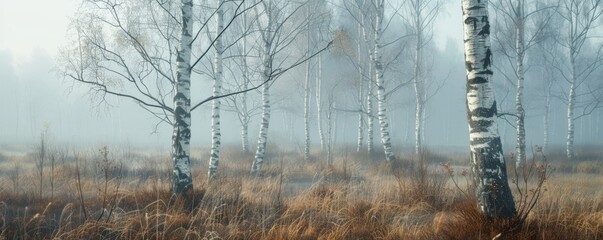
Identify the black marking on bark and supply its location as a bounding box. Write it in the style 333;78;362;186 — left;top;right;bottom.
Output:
468;6;484;10
469;119;494;133
471;137;516;219
466;61;474;72
469;101;498;118
174;92;187;101
476;70;493;75
465;17;478;30
479;17;490;36
483;48;492;68
468;76;488;84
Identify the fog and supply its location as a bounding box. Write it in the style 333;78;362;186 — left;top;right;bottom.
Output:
0;0;602;155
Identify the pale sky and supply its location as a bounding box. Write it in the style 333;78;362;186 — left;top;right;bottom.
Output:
0;0;76;62
0;0;462;62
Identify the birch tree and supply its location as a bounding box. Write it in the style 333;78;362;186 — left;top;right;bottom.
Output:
208;0;225;179
527;3;562;153
61;0;255;193
555;0;603;160
300;0;330;161
342;0;376;155
401;0;442;157
373;0;395;161
250;0;331;173
220;0;261;154
462;0;516;219
491;0;556;165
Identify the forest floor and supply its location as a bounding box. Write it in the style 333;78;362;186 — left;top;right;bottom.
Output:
0;145;602;239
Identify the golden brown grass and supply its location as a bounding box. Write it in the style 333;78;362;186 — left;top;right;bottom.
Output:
0;146;602;239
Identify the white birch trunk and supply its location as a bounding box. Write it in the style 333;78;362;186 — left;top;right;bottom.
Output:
251;32;272;174
172;0;194;193
462;0;516;219
356;6;365;153
374;0;395;161
565;4;577;160
316;55;325;150
366;55;375;155
364;19;375;155
326;102;334;166
413;15;425;157
514;0;526;166
241;2;250;153
208;0;224;180
357;70;365;153
241;62;250;153
304;19;311;161
567;51;576;160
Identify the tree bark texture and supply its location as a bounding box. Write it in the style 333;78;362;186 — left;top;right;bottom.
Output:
514;0;526;166
374;0;395;161
208;0;224;180
251;30;272;174
462;0;516;219
172;0;194;194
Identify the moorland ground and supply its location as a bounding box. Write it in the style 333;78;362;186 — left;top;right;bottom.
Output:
0;144;602;239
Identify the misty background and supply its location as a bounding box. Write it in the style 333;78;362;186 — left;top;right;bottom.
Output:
1;0;601;154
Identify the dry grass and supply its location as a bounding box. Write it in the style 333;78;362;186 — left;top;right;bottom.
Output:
0;146;602;239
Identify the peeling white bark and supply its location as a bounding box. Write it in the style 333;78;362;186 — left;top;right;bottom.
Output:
374;0;395;161
316;55;325;150
462;0;515;219
251;20;273;173
514;0;526;166
172;0;194;193
208;0;224;180
365;27;375;155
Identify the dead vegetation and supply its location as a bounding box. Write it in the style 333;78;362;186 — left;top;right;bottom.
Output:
0;145;602;239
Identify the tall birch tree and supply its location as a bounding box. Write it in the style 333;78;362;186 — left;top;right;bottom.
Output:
373;0;395;161
556;0;603;160
61;0;256;193
462;0;516;219
401;0;442;157
342;0;376;155
250;0;330;173
172;0;194;193
208;0;225;180
491;0;556;165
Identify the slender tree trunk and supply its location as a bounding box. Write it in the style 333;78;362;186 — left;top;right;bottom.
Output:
241;5;250;153
565;6;578;160
316;55;325;150
208;0;224;180
374;0;395;161
462;0;516;219
304;20;311;161
567;50;576;160
356;7;365;153
251;39;272;174
543;81;551;153
515;0;526;166
357;73;365;153
172;0;194;194
241;75;250;153
413;17;424;157
366;38;374;155
327;101;334;166
359;5;374;155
